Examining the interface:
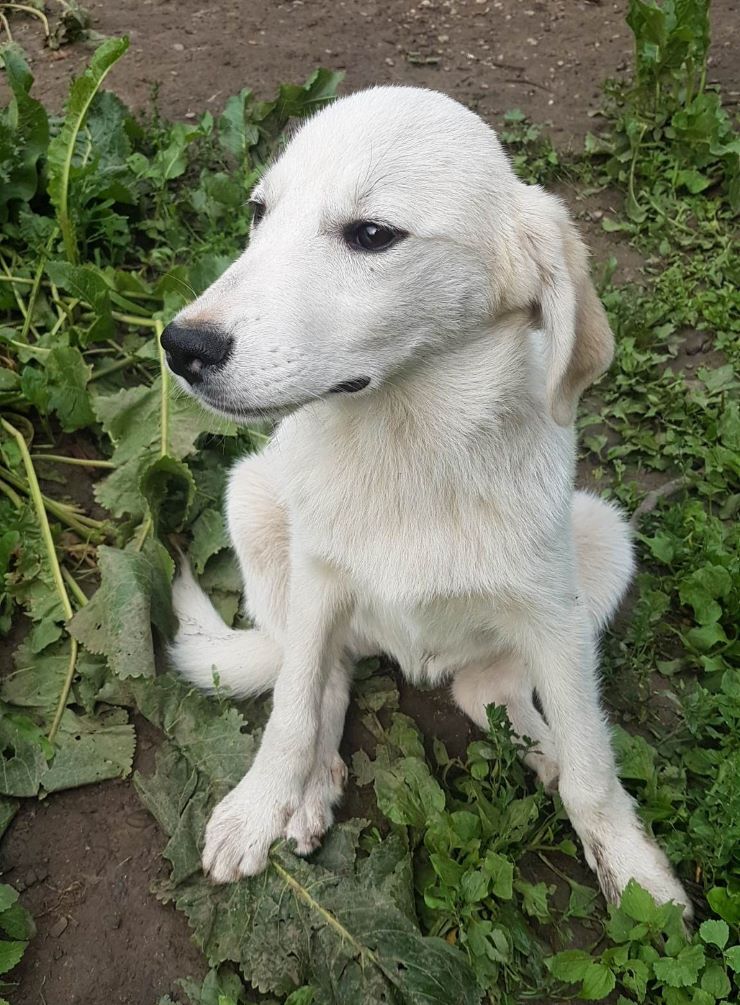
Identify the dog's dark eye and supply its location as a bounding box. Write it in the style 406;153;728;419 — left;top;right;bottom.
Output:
344;221;404;252
250;199;266;226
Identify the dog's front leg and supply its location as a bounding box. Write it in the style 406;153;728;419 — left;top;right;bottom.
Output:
202;554;351;883
513;603;691;916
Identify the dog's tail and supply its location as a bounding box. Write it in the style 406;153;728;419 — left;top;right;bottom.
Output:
168;562;281;698
572;490;635;631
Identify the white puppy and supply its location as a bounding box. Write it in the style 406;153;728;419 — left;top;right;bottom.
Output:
161;86;690;914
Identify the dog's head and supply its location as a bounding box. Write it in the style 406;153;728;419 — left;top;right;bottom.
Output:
162;87;612;426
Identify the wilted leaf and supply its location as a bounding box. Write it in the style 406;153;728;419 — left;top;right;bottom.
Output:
190;508;229;574
45;261;114;342
70;539;175;678
43;345;95;430
140;455;196;535
135;733;480;1003
41;708;135;792
0;46;49;207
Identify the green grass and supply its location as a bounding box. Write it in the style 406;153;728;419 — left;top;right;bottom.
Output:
0;1;738;1002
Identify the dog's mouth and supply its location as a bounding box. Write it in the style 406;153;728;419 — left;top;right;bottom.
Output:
194;375;372;424
328;376;371;394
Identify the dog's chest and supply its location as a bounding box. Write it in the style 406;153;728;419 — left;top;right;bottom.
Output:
274;406;571;604
351;592;506;684
277;415;543;600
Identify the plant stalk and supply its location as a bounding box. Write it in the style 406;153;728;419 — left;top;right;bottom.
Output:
0;420;80;744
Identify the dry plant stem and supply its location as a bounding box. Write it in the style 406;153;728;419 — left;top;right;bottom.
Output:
0;464;106;539
55;54;122;263
0;256;29;321
133;319;167;552
7;338;50;357
21;231;57;342
630;477;689;527
0;3;51;38
61;565;88;608
0;477;22;508
89;355;139;382
0;273;33;285
0;419;75;744
112;311;159;328
48;639;79;743
31;453;116;470
157;319;168;457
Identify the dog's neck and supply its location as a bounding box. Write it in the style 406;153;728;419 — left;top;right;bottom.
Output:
274;309;567;509
324;310;547;445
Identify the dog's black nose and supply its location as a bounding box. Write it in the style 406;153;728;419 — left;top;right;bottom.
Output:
160;322;232;385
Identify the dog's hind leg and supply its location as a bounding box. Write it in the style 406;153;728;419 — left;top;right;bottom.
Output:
451;656;559;790
571;490;635;631
453;491;634;790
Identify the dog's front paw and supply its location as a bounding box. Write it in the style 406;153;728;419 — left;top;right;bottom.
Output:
202;772;298;883
285;753;348;856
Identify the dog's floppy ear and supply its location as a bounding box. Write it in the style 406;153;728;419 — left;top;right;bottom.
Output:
517;188;614;426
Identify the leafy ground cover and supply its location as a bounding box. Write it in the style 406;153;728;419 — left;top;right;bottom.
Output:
0;2;738;1003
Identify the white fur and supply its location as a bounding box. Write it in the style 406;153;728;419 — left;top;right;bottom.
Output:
166;87;690;915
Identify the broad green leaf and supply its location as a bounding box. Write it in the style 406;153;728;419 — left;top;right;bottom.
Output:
580;963;616;1000
217;89;259;162
680;565;732;625
0;710;52;797
93;379;236;519
547;949;593;983
0;898;35;941
177;966;248;1005
0;799;18;840
0;701;133;796
284;988;315;1005
374;756;446;829
676;168;711;193
725;946;740;973
515;880;551;921
653;944;706;988
699;919;729;950
130;672;256;799
1;635;109;717
685;622;727;652
707;886;740;925
0;887;18;914
700;962;731;999
69;539;175;678
483;851;514;900
619;879;658;923
0;939;26;976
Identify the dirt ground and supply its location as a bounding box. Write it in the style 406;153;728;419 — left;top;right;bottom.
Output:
1;2;738;1003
